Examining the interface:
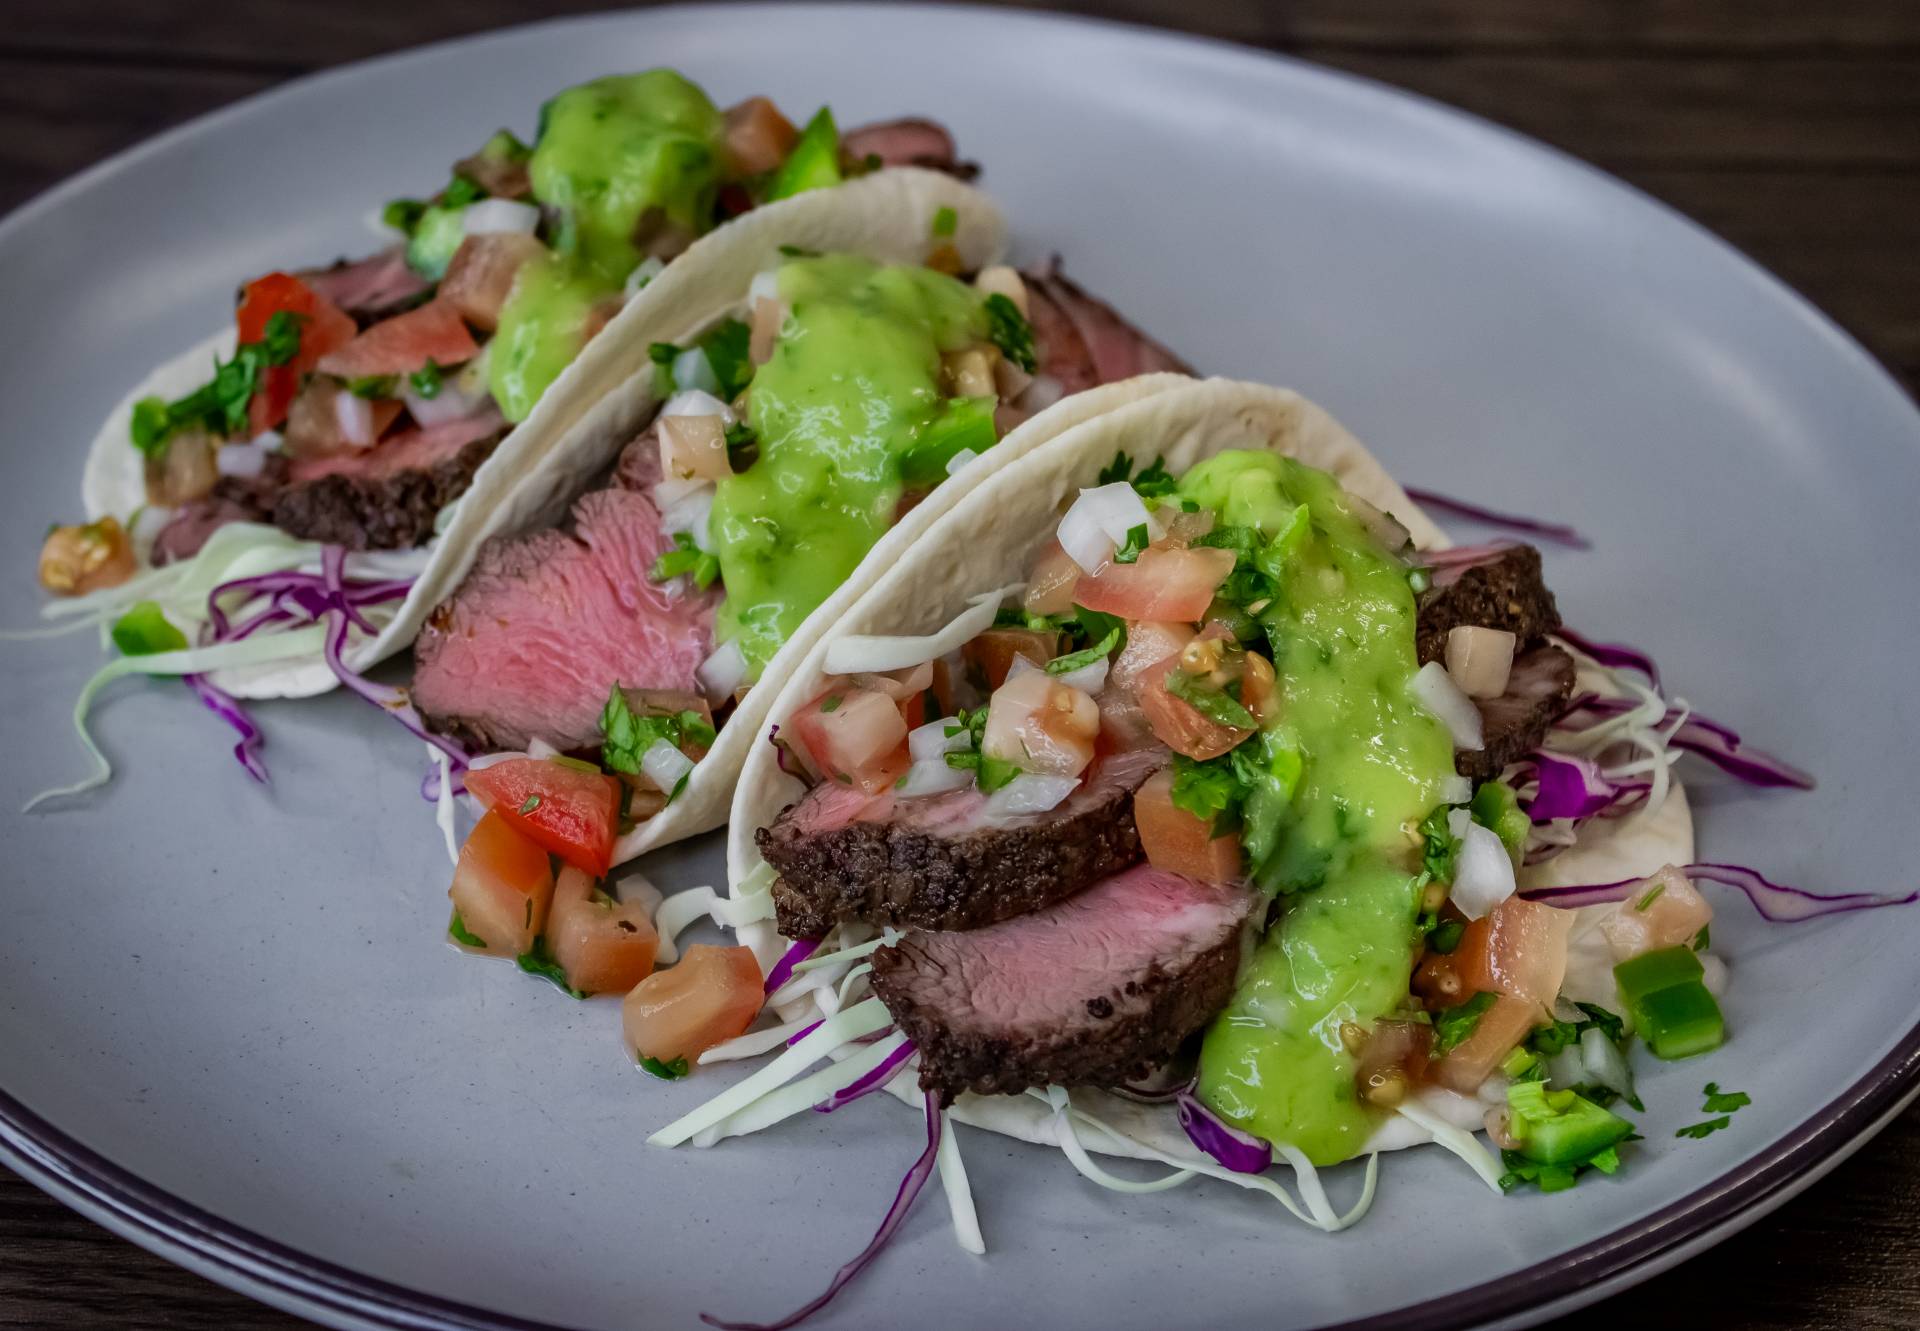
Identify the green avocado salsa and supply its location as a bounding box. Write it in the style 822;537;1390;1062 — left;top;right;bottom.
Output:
708;254;992;677
1175;451;1457;1166
491;71;728;422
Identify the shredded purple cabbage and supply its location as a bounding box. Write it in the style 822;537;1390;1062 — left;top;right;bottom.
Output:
814;1040;917;1113
1404;488;1591;549
763;939;819;994
1554;627;1662;691
786;1019;823;1048
1175;1091;1273;1174
767;723;812;785
185;674;267;784
1519;751;1650;822
1557;696;1814;790
701;1090;943;1331
1522;862;1917;920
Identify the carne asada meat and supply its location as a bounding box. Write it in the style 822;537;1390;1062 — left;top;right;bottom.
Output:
1415;543;1561;666
1022;258;1194;396
1455;644;1577;782
759;745;1168;939
841;118;977;179
261;412;506;550
296;248;433;328
870;864;1256;1104
410;432;715;753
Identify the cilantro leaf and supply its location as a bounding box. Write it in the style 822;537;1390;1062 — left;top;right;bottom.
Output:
699;318;755;400
649;530;720;590
1096;452;1134;486
1419;804;1460;883
1046;626;1122;677
648;341;680;366
1426;918;1466;954
1702;1083;1751;1115
346;374;398;399
1432;992;1497;1057
1131;456;1176;499
447;911;487;949
601;685;715;775
1112;523;1150;565
639;1054;691;1080
516;936;585;998
1674;1116;1731;1140
1574;1002;1627;1044
1164;669;1256;729
931;204;958;237
383;197;428;234
983;293;1037;372
409;359;444;399
1169;753;1242;827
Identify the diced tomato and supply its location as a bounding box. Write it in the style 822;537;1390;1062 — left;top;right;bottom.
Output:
1021;539;1082;617
448;811;555;958
789;686;910;793
440;233;545;332
143;430;218;506
659;414;731;483
1134;767;1241;882
982;669;1100;778
1600;865;1713;961
234;272;356;436
1353;1019;1434;1106
278;379;405;457
466;757;620;877
1430;994;1539;1094
316;299;479;379
963;628;1060;691
547;866;659;996
622;944;765;1065
723;96;799;176
1110;620;1195;697
1137;655;1252;761
1073;544;1235;622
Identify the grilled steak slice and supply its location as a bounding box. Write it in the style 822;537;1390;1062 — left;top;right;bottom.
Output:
262;414;506;550
871;865;1256;1103
1415;543;1560;665
1023;259;1194;396
760;746;1167;938
410;432;715;753
841;118;977;180
1455;644;1577;781
296;248;433;328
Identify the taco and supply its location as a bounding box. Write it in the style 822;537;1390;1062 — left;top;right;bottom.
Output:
33;72;1003;716
622;376;1885;1326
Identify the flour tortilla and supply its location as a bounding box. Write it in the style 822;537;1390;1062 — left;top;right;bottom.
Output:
724;377;1694;1166
79;169;1009;702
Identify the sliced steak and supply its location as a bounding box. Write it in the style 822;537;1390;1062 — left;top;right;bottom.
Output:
150;496;257;566
248;411;507;551
297;248;433;327
871;865;1256;1103
1023;258;1193;395
1456;644;1577;781
760;746;1168;939
410;432;715;753
1415;543;1560;665
841;118;977;180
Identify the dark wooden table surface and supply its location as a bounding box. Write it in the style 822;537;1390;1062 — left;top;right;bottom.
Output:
3;2;1917;1327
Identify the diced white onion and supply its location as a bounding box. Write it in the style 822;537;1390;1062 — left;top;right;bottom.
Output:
985;772;1079;818
525;737;561;760
456;345;491;396
623;255;666;298
1021;374;1065;412
215;442;269;478
1411;661;1484;750
748;269;781;306
334;392;376;448
1447;808;1471;841
660;388;736;427
1578;1026;1636;1104
823;585;1020;676
908;718;970;762
641;739;695;794
944;448;979;477
1437;773;1473;806
698;638;748;704
897;759;975;798
659;483;716;554
1700;953;1729;997
1057;483;1157;574
673;347;719;395
403;375;487;428
461;199;540;237
253;429;285;452
1445;626;1517;700
129;504;174;558
1050;655;1109;695
1449;822;1516;920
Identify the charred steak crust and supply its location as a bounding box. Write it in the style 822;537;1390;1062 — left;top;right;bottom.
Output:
1455;643;1577;781
759;773;1154;938
252;431;501;551
1415;544;1561;665
871;912;1247;1105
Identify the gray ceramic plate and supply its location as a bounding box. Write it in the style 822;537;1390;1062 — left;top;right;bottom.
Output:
3;7;1917;1330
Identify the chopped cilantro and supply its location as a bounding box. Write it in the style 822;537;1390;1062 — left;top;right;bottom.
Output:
600;685;716;775
648;341;680;366
640;1054;691;1080
698;318;755;400
1702;1083;1751;1114
518;794;541;815
409;359;444;399
1094;451;1176;499
1674;1116;1731;1140
447;911;487;949
1636;881;1667;911
1692;924;1711;952
346;374;398;399
1164;670;1256;729
1045;627;1122;677
724;420;757;466
516;937;584;998
983;293;1037;372
649;530;720;590
1575;1002;1627;1044
1426;918;1466;955
820;695;842;713
1096;452;1133;486
1432;991;1497;1057
1419;804;1460;883
1112;523;1151;565
131;309;305;451
383;197;428;233
931;205;958;237
442;175;485;209
777;243;819;258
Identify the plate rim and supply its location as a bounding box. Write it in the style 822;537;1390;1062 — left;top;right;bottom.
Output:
4;5;1918;1330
